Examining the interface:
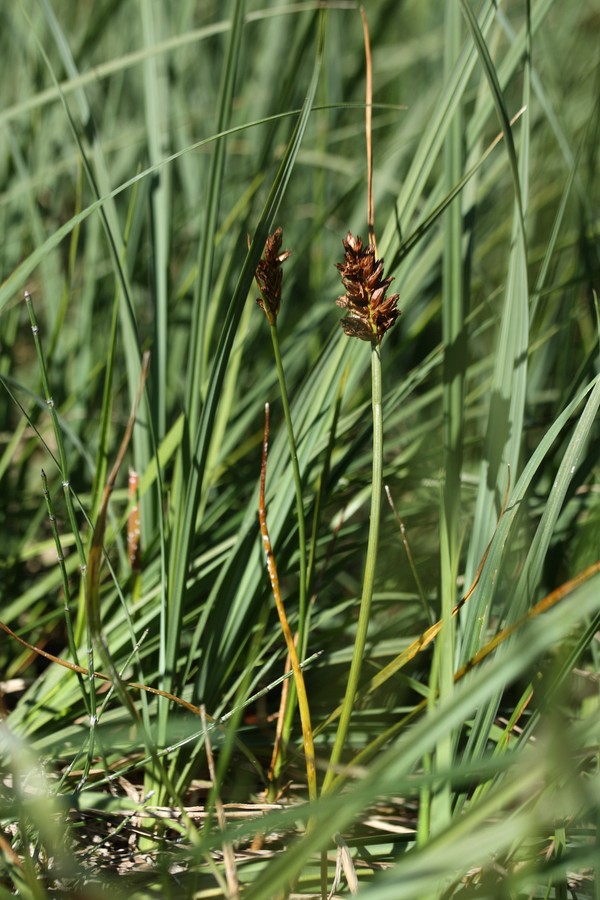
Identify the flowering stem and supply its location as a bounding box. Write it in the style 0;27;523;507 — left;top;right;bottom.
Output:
259;403;317;802
322;340;383;794
267;321;310;788
269;322;308;651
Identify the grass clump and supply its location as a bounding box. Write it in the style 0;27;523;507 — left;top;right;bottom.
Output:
1;2;599;898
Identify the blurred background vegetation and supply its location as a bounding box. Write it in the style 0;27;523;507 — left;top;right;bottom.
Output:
1;0;599;897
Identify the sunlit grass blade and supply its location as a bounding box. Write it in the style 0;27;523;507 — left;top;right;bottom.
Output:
462;10;531;656
244;572;600;899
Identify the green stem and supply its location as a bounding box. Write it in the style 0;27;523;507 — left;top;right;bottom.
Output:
269;322;308;650
322;341;383;794
24;291;98;729
41;468;97;786
25;292;88;573
40;470;81;683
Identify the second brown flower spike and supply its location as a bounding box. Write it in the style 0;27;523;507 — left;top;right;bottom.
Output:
255;227;291;326
336;231;400;343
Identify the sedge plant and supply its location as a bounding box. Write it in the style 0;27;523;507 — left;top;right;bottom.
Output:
1;2;599;897
321;5;400;798
254;227;313;792
321;231;399;796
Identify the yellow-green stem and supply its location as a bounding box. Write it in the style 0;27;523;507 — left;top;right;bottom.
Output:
259;404;317;803
322;341;383;794
268;323;310;790
269;322;308;645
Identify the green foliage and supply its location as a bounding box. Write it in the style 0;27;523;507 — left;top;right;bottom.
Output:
1;0;599;896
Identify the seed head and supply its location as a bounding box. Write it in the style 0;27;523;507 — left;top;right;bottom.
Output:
336;231;400;342
255;227;291;325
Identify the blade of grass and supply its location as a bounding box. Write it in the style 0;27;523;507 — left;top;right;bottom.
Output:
430;0;465;845
462;4;531;656
185;0;246;435
141;0;171;441
25;0;152;542
161;8;326;788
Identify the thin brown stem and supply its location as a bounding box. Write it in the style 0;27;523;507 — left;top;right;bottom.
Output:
361;6;375;252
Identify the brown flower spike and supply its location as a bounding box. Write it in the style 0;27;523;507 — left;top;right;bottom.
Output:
254;227;291;325
336;231;400;342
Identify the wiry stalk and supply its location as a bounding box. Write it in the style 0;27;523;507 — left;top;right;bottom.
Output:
268;321;309;651
24;292;88;582
322;5;399;799
41;468;96;785
254;229;309;786
259;403;317;803
24;290;98;744
321;341;383;794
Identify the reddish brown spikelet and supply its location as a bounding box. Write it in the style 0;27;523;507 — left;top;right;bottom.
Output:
255;227;291;325
127;467;141;574
336;231;400;342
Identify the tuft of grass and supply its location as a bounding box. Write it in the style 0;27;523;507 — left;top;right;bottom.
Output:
1;1;599;897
